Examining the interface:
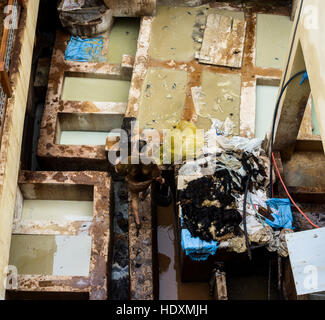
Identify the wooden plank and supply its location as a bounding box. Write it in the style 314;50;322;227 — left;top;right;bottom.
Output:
298;94;313;139
213;272;228;300
128;189;155;300
199;13;246;68
0;62;12;97
0;0;40;299
287;186;325;203
295;139;323;152
291;0;299;21
299;0;325;156
272;9;311;159
274;0;325;157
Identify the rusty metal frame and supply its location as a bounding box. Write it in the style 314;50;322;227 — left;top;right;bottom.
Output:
7;170;113;300
37;30;132;171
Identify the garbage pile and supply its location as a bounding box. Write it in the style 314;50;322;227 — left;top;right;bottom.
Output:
178;151;268;242
177;118;294;258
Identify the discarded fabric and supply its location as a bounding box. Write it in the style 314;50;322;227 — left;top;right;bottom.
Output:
65;36;105;62
180;214;218;261
235;191;293;256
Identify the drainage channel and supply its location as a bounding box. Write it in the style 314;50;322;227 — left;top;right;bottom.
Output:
110;181;130;300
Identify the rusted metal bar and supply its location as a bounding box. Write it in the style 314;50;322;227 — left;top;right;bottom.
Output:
0;0;14;61
291;0;298;21
0;0;21;98
295;139;323;152
209;269;227;300
287;186;325;203
278;256;282;294
0;62;12;97
16;0;26;8
214;272;227;300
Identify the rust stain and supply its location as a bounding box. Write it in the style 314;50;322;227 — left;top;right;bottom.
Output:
52;172;68;183
79;102;100;113
19;171;47;182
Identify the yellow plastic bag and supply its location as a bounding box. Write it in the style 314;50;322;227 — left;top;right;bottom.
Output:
160;120;204;164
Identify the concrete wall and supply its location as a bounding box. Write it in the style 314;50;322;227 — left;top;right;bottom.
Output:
0;0;40;299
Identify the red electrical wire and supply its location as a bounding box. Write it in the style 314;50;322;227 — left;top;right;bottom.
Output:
271;152;320;229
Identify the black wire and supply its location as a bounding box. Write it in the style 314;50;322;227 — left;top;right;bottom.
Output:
268;257;272;300
243;173;252;261
268;70;306;197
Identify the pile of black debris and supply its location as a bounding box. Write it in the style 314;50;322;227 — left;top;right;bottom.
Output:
178;150;268;242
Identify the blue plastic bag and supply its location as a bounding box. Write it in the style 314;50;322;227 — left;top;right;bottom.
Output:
264;198;293;229
181;228;218;261
65;36;105;62
180;213;218;261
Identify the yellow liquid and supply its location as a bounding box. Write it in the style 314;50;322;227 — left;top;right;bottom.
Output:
107;18;140;64
62;77;131;102
149;6;244;62
138;67;188;130
255;85;279;138
9;235;92;276
21;200;93;221
256;14;293;69
195;71;241;134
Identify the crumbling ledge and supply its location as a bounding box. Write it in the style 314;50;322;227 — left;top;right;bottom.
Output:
128;189;157;300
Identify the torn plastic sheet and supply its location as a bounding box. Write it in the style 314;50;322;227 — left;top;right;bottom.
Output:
204;118;263;156
236;192;293;232
236;191;293;257
265;198;294;229
65;36;105;62
180;212;218;261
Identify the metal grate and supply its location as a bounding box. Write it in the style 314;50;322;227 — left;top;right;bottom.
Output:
4;0;17;71
0;86;5;121
0;0;19;127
